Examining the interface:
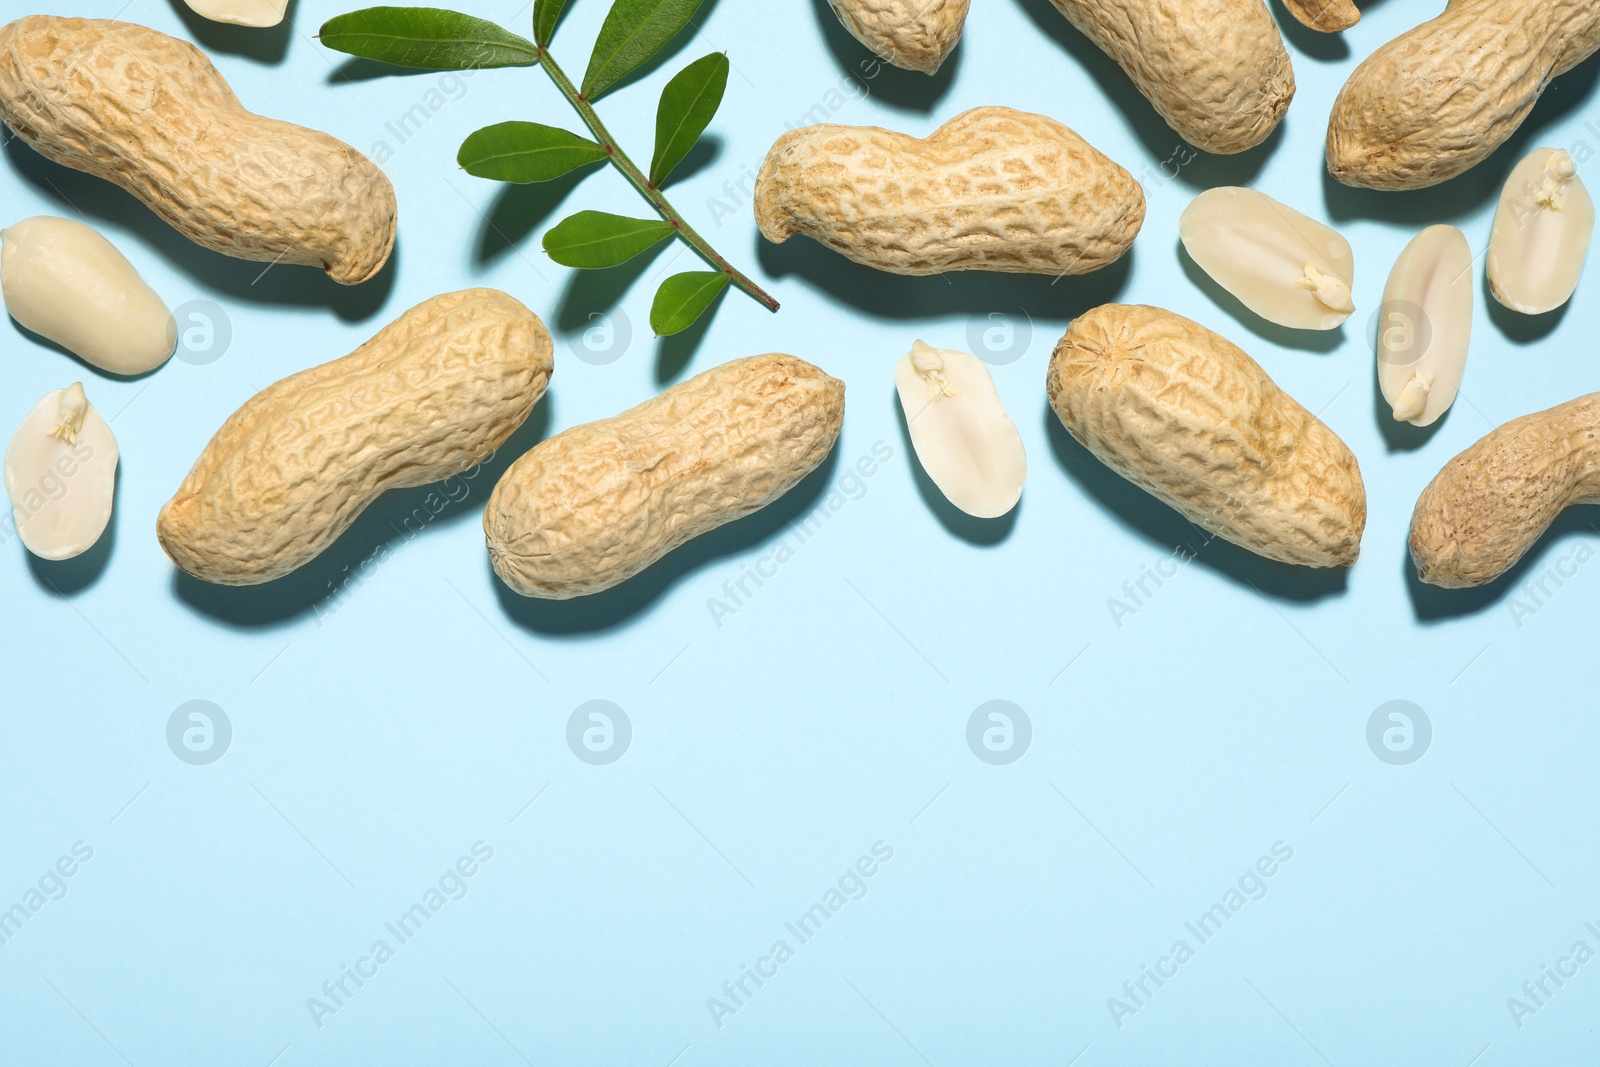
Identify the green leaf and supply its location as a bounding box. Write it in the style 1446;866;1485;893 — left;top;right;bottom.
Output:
581;0;708;100
650;270;729;335
458;122;609;183
533;0;569;46
319;7;539;70
649;53;727;187
543;211;676;268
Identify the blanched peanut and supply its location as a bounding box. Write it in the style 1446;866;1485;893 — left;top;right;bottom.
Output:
1179;187;1355;330
181;0;288;28
1378;226;1473;428
895;342;1026;518
1487;148;1595;315
4;383;118;560
1;216;176;376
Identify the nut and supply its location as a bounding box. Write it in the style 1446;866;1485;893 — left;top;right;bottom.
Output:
1;216;176;375
1042;0;1294;154
755;106;1144;276
0;16;396;284
158;290;552;585
895;341;1027;518
1178;186;1356;331
1047;304;1366;567
828;0;969;74
485;354;844;599
1487;148;1595;315
1410;393;1600;588
4;383;118;561
1282;0;1359;32
1327;1;1600;190
1377;225;1473;428
180;0;288;28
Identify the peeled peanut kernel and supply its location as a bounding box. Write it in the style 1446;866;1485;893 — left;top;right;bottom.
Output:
1487;148;1595;315
1377;225;1473;428
895;341;1027;518
4;383;118;560
1179;187;1355;330
1;216;176;375
181;0;288;27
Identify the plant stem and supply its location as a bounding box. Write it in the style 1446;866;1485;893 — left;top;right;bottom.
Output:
537;46;779;313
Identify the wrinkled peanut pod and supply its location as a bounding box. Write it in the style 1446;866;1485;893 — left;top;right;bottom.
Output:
1043;0;1294;154
1327;0;1600;190
0;16;396;284
486;354;845;599
755;107;1144;277
158;290;552;585
828;0;970;74
1048;305;1366;567
1410;394;1600;588
1283;0;1358;33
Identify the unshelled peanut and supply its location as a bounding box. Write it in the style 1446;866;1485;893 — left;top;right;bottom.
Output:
0;16;396;284
485;355;844;599
158;290;551;585
1048;305;1366;567
1411;394;1600;588
828;0;968;74
1283;0;1358;32
1327;0;1600;190
755;107;1143;277
1042;0;1294;154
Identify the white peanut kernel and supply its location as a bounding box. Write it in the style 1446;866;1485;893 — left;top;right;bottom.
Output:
895;342;1026;519
1179;187;1356;331
4;383;119;561
1488;148;1595;315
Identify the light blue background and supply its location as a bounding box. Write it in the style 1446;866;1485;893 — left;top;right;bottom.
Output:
2;0;1598;1063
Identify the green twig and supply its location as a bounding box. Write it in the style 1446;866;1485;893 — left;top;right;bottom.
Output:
538;46;778;313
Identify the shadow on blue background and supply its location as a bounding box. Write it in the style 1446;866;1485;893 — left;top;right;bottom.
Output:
757;238;1137;322
807;0;962;113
